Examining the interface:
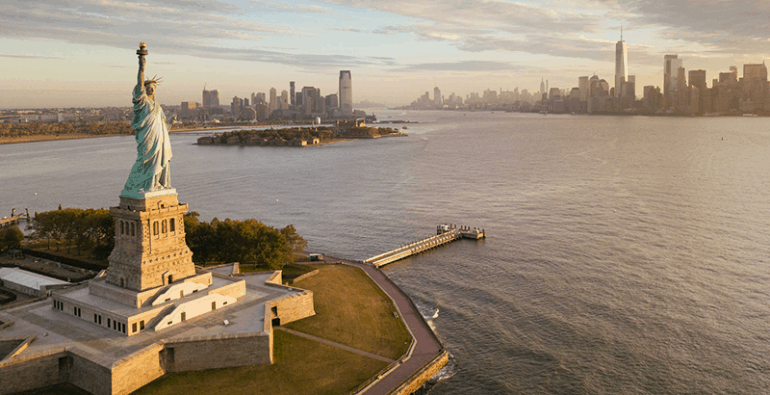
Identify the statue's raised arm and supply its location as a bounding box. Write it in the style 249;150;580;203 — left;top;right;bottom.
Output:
136;43;147;96
120;42;174;199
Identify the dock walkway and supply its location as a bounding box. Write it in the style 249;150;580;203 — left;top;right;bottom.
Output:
364;224;485;268
0;214;26;228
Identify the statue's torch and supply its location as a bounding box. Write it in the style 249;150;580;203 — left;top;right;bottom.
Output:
137;42;148;57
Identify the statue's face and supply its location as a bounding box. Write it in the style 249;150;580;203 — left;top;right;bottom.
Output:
146;83;156;97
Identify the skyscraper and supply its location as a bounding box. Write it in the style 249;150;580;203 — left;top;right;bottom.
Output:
339;70;353;116
540;78;546;98
301;86;316;115
743;63;768;81
579;76;589;101
202;85;220;108
434;86;442;106
664;55;682;102
280;90;289;110
290;81;296;106
615;27;628;98
269;88;277;113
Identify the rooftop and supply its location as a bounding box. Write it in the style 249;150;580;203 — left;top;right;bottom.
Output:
0;267;69;291
0;267;300;368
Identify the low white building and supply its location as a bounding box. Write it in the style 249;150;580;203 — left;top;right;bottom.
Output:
0;267;69;297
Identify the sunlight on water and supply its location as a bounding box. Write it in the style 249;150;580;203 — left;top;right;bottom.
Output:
2;112;769;394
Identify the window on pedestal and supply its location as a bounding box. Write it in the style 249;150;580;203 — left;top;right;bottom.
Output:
153;221;159;235
120;221;125;235
131;222;135;236
170;218;176;232
162;219;168;233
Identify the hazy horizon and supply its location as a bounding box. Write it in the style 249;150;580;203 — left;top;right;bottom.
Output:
3;0;769;109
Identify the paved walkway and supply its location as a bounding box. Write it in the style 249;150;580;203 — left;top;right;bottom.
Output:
275;326;395;363
324;256;444;395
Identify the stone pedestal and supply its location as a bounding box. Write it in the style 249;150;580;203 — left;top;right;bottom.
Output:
106;191;195;292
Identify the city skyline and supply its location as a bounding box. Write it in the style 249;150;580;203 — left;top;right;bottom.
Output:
3;0;770;109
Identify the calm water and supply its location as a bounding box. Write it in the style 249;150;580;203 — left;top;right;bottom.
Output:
2;112;770;394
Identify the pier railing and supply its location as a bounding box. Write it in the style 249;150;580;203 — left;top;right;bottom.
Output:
364;224;484;268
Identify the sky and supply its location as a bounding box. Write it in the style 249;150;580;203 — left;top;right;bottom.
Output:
2;0;770;109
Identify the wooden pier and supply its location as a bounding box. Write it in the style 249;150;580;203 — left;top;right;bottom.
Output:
0;209;29;228
0;214;26;227
364;224;485;268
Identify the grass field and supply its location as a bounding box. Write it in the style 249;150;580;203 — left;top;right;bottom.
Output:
134;330;388;395
286;264;412;361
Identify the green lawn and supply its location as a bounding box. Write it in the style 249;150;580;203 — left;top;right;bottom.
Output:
285;264;412;361
134;330;388;395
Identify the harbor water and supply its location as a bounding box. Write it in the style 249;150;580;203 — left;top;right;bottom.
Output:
2;112;769;394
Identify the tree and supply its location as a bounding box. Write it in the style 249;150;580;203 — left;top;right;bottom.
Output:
182;215;299;269
280;225;307;254
0;227;24;252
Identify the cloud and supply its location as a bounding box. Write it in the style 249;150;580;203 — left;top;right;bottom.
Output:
616;0;770;55
323;0;604;35
0;54;64;60
251;0;346;16
327;0;770;64
396;60;531;72
328;27;366;33
0;0;386;69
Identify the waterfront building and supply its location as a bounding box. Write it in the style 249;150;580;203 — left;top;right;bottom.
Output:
643;85;660;111
664;55;683;104
615;28;628;98
743;63;768;82
339;70;353;116
281;90;289;110
689;70;707;90
314;88;324;113
434;86;442;107
290;81;296;106
689;70;708;114
569;87;581;113
677;67;688;109
579;76;589;101
540;78;546;100
202;85;220;108
269;87;277;114
719;68;738;85
255;92;266;104
326;93;339;109
231;96;244;119
301;86;316;116
255;102;269;119
180;102;198;120
548;87;561;100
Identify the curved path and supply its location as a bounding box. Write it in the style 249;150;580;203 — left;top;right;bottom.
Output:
325;256;444;395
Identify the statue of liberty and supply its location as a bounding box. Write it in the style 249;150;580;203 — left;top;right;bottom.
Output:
121;42;173;198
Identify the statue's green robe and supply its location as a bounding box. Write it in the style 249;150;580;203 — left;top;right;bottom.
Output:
122;84;172;196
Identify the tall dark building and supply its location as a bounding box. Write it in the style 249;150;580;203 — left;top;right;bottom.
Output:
290;81;296;106
339;70;353;115
202;85;220;108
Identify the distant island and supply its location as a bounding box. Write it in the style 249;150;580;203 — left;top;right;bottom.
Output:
196;122;406;147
